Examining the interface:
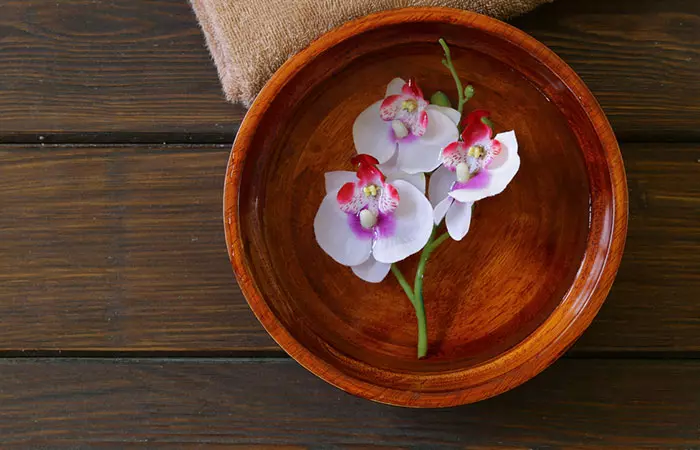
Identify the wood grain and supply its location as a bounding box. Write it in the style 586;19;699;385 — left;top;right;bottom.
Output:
511;0;700;141
225;7;627;406
0;0;244;142
0;0;696;441
575;143;700;352
0;358;698;446
0;143;698;354
0;145;276;351
0;0;698;141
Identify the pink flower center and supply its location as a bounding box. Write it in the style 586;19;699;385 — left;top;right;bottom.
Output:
440;110;501;182
379;78;429;139
441;142;497;180
336;155;400;234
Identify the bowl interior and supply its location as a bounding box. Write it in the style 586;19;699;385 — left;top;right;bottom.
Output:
233;19;604;393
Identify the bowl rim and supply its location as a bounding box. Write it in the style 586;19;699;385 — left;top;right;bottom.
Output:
224;7;628;408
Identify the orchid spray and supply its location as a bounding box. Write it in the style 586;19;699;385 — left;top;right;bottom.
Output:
314;39;520;358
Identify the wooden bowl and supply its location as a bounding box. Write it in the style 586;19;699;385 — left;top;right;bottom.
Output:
224;8;627;407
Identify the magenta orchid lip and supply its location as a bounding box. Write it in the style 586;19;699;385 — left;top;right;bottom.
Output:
313;39;520;359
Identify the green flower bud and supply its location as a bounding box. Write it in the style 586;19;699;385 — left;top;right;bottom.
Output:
464;84;475;102
430;91;452;108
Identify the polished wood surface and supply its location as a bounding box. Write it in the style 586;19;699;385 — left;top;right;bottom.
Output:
0;0;698;443
225;8;627;406
0;359;698;446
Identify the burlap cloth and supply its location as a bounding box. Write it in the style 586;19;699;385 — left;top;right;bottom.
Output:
189;0;551;106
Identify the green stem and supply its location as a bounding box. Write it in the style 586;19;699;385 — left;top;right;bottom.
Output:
391;264;414;304
438;38;465;115
413;288;428;359
392;263;425;357
414;231;449;298
439;38;475;135
411;228;450;358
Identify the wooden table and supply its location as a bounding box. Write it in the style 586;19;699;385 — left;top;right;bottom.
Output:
1;0;698;446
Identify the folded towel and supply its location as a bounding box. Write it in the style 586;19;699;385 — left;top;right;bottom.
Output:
190;0;551;106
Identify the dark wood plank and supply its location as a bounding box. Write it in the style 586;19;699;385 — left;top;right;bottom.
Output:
511;0;700;141
574;143;700;353
0;143;698;352
1;0;699;141
0;144;277;351
0;0;243;142
0;358;698;446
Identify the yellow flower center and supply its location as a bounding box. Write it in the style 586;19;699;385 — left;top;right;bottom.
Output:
363;184;379;197
468;145;485;158
401;99;418;112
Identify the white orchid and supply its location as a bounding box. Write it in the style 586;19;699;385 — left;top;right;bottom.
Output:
353;78;460;174
314;37;522;359
430;110;520;240
314;155;434;283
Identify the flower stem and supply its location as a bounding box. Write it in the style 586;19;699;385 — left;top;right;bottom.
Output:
392;263;426;357
439;38;474;135
439;38;466;115
411;228;450;358
414;230;449;298
391;264;414;303
412;287;428;359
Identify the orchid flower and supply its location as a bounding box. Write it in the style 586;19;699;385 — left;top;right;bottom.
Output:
314;155;434;283
314;38;520;359
353;78;460;174
429;110;520;240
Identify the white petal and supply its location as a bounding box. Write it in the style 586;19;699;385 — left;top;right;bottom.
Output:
372;180;434;264
351;255;391;283
449;153;521;203
353;100;397;164
428;165;456;207
427;104;461;126
395;108;459;174
490;131;519;171
419;108;459;146
396;139;443;174
446;201;473;241
314;192;372;266
385;77;406;97
378;151;426;193
448;131;520;203
324;171;356;194
433;196;453;225
392;172;425;193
